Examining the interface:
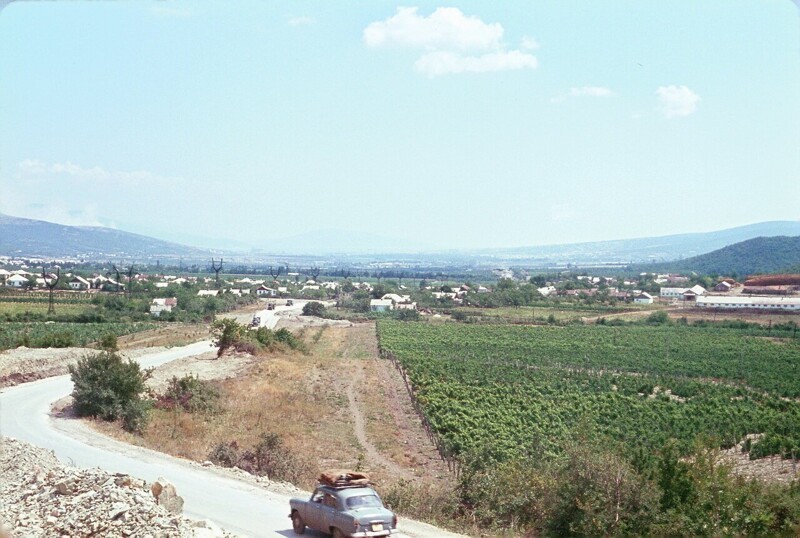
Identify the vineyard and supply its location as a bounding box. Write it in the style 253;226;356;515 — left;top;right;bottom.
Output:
0;322;156;350
377;321;800;465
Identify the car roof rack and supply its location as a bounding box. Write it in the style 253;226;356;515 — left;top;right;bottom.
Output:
319;469;371;489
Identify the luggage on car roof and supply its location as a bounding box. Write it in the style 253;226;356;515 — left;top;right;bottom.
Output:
319;469;370;488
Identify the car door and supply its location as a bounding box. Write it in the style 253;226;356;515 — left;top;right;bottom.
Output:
304;489;325;531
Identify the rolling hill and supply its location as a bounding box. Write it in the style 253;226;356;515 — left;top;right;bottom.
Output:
649;235;800;277
0;214;210;260
477;221;800;265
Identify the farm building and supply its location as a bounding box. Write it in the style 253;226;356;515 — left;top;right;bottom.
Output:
695;296;800;311
256;285;277;297
660;285;706;301
370;299;394;312
634;292;654;304
68;276;91;291
5;274;29;288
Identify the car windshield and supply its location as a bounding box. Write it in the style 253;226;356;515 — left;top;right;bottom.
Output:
345;495;382;509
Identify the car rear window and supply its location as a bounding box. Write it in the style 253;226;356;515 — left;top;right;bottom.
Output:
345;495;382;509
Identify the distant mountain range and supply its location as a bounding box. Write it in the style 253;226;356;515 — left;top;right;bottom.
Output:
476;221;800;265
1;213;799;270
649;235;800;277
0;214;210;260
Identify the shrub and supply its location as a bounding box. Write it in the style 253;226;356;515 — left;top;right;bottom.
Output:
208;432;307;482
302;301;326;317
99;333;118;352
393;309;420;321
38;330;75;348
646;310;670;325
211;318;245;357
208;440;241;467
156;374;219;413
68;351;151;433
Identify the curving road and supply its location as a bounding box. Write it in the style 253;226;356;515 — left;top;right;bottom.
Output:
0;323;461;537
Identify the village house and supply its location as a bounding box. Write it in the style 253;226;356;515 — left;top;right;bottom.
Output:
634;292;654;304
381;293;416;311
5;274;29;288
197;289;219;297
68;276;91;291
713;281;733;292
255;285;277;297
150;297;177;317
370;299;394;312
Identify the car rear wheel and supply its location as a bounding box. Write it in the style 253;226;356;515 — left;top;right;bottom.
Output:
291;512;305;535
331;528;345;538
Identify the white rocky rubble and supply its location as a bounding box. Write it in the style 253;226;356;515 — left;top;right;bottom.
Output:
0;437;234;537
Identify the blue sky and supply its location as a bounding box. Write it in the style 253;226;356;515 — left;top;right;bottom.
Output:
1;1;798;251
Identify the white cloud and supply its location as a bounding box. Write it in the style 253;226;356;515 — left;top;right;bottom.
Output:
287;16;314;26
570;86;613;97
520;36;540;50
364;7;503;51
364;7;537;77
656;85;700;118
5;159;186;229
17;159;183;187
415;50;537;77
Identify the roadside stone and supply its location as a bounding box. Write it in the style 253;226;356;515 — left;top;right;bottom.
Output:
0;437;237;537
151;477;184;515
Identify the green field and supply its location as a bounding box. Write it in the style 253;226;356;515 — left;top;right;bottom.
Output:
0;301;90;316
377;321;800;463
0;322;157;350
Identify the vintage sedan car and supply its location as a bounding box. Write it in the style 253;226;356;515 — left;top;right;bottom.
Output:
289;484;397;537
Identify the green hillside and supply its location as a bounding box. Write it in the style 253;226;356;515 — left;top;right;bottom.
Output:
654;235;800;277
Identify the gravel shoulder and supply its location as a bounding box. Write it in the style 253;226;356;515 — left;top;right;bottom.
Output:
0;346;168;388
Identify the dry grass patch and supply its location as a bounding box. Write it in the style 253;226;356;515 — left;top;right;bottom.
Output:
93;322;454;493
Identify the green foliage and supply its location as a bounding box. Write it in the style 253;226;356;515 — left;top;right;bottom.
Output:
378;321;800;462
0;322;155;351
211;318;302;356
646;310;670;324
68;351;151;432
302;301;326;317
655;235;800;276
156;374;219;413
99;332;118;352
211;318;245;356
207;432;307;482
392;308;420;321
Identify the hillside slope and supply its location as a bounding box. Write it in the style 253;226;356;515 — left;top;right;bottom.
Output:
0;214;208;259
479;221;800;264
651;235;800;276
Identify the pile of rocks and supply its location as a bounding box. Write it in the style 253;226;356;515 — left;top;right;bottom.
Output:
0;437;232;537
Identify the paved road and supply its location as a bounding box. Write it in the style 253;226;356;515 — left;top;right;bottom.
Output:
252;300;307;329
0;340;462;537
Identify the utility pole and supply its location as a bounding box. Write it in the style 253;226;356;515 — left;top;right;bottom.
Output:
43;266;60;315
211;258;224;288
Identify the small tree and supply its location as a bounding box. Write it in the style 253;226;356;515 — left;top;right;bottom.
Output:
69;351;151;432
302;301;326;317
211;318;244;357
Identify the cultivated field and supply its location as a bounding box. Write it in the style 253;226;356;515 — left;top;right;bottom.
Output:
378;321;800;466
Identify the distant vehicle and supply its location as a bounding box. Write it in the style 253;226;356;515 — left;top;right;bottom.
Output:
289;470;396;537
250;316;260;327
267;302;276;310
286;299;294;306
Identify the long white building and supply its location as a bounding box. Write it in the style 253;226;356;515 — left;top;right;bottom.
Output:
695;296;800;311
